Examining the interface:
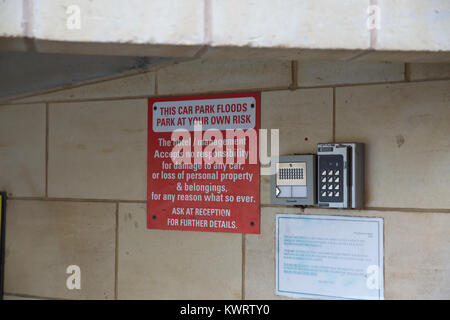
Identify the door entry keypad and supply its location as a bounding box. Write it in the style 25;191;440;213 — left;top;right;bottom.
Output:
318;155;343;202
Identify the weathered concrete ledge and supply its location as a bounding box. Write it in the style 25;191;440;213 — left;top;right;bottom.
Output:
1;0;449;62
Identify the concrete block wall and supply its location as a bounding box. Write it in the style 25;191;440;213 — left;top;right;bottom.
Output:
0;59;449;299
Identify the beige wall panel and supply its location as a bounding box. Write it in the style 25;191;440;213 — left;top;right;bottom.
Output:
4;200;116;299
336;81;450;209
0;104;46;197
158;59;292;95
48;99;147;200
117;203;242;300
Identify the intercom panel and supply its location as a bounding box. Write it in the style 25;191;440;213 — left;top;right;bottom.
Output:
317;143;364;209
270;155;316;206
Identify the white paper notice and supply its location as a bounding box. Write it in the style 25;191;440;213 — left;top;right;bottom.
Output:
276;214;384;300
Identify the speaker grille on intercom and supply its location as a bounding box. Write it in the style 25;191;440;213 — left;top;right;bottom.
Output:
276;162;307;186
279;168;304;180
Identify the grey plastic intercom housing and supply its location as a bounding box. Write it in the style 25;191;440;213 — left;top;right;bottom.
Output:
317;142;365;209
270;155;316;206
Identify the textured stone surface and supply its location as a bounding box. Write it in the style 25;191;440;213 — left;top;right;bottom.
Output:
376;0;450;51
336;81;450;209
2;0;450;62
211;0;370;50
3;295;43;300
15;72;156;103
354;51;450;63
33;40;203;58
31;0;205;45
409;63;450;80
204;47;365;61
0;104;46;197
158;59;292;94
117;203;243;299
4;200;116;299
48;99;147;200
0;0;23;37
297;62;404;86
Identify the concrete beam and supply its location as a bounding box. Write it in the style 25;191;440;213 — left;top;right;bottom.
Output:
1;0;449;62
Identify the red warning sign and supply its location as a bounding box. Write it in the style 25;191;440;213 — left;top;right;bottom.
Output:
147;92;260;234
